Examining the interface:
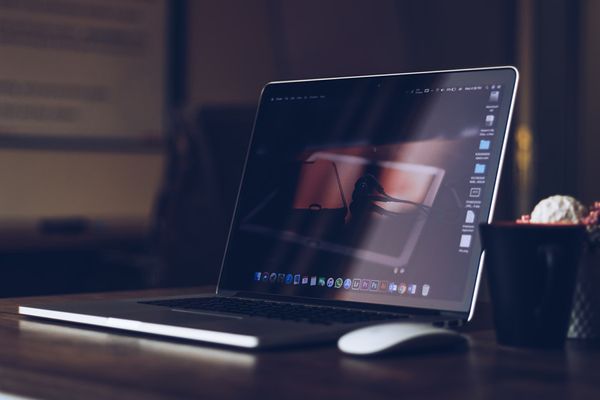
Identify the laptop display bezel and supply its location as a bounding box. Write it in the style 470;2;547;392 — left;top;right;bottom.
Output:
216;66;519;321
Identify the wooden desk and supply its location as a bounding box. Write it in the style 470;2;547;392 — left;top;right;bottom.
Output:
1;288;599;400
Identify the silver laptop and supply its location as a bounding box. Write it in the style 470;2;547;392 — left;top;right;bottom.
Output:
19;66;518;349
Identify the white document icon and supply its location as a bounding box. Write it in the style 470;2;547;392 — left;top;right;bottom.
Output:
465;210;475;224
460;234;472;248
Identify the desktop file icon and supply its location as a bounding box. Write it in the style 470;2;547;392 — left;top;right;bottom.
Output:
465;210;476;224
460;234;472;248
489;90;500;102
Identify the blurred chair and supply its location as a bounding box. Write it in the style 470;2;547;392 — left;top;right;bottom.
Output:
154;105;256;287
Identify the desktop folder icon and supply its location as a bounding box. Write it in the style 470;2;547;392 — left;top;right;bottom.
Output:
479;140;491;150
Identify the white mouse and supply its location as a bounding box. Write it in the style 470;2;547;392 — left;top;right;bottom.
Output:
337;322;468;356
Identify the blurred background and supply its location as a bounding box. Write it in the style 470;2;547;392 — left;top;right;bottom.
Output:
0;0;597;297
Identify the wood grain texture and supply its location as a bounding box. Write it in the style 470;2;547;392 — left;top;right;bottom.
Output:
1;288;599;400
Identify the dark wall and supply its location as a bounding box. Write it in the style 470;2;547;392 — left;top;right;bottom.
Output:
187;1;517;102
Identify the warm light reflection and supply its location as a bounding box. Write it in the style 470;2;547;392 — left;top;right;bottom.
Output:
515;123;533;214
516;0;535;215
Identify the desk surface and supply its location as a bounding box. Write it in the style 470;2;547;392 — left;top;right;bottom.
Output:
1;288;599;400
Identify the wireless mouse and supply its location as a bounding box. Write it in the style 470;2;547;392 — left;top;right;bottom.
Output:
337;322;468;356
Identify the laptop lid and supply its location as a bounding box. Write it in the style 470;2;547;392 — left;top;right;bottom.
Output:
217;66;518;317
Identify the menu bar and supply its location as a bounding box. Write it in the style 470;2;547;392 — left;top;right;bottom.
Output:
405;84;503;95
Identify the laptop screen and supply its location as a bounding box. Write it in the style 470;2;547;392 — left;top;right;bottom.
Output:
218;67;518;313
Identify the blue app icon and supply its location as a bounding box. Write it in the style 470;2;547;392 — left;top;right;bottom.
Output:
254;272;262;281
479;139;491;150
293;274;301;285
474;164;486;174
343;279;352;289
285;274;294;284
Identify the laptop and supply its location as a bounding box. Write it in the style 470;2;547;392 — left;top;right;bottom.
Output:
19;66;518;349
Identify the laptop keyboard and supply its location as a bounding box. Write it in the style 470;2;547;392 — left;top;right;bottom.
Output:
140;297;408;325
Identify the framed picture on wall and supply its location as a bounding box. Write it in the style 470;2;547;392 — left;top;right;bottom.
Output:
0;0;179;152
